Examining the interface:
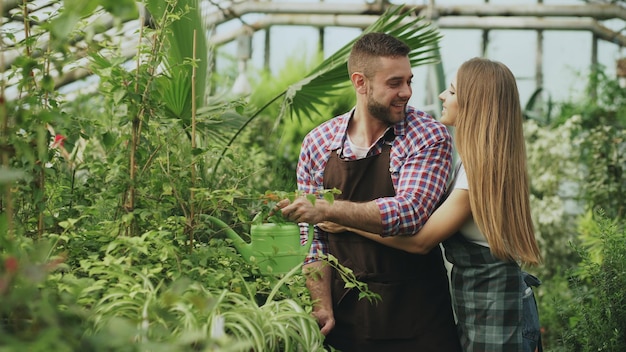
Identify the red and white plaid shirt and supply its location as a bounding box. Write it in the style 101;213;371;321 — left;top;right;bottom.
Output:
298;106;453;264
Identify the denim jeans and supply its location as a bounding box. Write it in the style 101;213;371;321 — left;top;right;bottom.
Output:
522;272;543;352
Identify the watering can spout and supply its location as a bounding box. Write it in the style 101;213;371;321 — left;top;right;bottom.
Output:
205;215;253;260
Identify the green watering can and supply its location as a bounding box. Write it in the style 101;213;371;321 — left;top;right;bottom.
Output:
206;216;313;275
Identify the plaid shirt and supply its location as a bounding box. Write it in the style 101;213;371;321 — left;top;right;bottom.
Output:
298;106;453;264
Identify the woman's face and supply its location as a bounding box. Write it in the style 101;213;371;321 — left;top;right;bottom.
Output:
438;73;458;126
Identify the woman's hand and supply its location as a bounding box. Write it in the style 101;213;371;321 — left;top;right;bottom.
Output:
318;221;349;233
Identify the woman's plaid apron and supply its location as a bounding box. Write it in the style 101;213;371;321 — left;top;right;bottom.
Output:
443;234;526;352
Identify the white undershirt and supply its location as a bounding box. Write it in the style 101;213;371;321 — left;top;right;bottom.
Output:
454;164;490;247
347;135;373;159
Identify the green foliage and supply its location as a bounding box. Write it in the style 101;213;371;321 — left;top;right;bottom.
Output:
0;224;326;350
48;0;138;45
524;117;582;279
557;67;626;129
249;54;356;173
76;232;320;350
318;253;382;304
575;124;626;219
559;213;626;351
532;215;626;352
147;0;209;125
2;1;329;349
525;66;626;278
0;239;84;350
525;66;626;351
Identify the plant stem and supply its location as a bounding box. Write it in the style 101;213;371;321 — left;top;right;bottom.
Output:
125;13;147;236
209;91;285;187
0;0;13;238
0;80;12;237
265;264;302;304
189;29;198;254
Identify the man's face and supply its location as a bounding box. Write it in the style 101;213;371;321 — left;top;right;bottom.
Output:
364;56;413;125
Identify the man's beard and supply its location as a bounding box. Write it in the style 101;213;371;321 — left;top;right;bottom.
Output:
367;95;407;125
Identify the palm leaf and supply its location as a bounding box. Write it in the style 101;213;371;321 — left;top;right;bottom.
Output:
197;104;249;145
147;0;208;124
281;5;442;121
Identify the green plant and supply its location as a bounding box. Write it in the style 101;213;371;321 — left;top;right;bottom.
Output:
532;272;574;352
316;253;382;305
523;87;555;126
0;237;93;351
559;213;626;351
252;189;341;225
524;117;582;280
524;66;626;350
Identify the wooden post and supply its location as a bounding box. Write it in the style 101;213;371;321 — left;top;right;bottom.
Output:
591;34;598;101
319;0;325;54
536;0;544;91
617;57;626;78
264;28;270;71
616;57;626;88
482;0;490;56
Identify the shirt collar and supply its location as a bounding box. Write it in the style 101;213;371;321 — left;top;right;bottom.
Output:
327;107;405;151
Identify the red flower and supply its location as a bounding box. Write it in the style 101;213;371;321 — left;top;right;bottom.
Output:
52;134;66;148
4;257;18;274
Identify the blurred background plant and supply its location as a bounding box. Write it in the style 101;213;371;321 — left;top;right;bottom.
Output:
523;66;626;351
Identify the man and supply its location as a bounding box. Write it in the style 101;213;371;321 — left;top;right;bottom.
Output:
278;32;461;351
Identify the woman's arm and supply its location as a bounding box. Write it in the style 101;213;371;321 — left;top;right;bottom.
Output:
319;189;471;254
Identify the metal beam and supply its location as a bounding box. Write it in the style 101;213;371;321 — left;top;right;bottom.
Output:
209;14;626;47
202;2;626;26
427;4;626;21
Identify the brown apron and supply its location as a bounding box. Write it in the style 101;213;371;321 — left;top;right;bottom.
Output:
322;132;461;352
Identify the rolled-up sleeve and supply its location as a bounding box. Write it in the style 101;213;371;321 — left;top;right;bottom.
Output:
376;115;453;237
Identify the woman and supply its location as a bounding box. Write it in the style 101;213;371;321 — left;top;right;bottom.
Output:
319;57;543;352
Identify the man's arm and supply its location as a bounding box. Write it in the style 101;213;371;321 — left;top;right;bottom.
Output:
281;122;452;237
375;140;452;237
318;188;471;254
293;133;336;335
283;198;383;235
375;118;452;237
303;261;334;335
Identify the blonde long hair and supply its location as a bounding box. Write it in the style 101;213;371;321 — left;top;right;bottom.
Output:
454;57;541;265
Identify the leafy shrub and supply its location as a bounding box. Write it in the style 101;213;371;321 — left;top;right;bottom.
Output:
558;213;626;351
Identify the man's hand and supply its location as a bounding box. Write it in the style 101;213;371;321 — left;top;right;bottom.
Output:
276;197;330;224
317;221;350;234
277;196;383;235
302;262;335;336
312;307;335;336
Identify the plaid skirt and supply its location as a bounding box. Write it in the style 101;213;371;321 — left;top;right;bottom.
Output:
443;234;531;352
